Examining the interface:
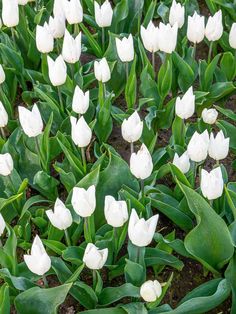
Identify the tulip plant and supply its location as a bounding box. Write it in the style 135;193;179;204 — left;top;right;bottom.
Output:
0;0;236;313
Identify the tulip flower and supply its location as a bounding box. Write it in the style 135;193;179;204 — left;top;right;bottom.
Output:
36;22;54;54
18;104;43;138
72;185;96;218
0;213;6;236
173;151;190;174
200;167;224;200
104;195;128;228
187;130;209;163
53;0;65;19
2;0;19;27
229;23;236;49
121;111;143;152
83;243;108;270
62;30;81;64
201;108;218;124
47;55;67;87
18;0;29;5
94;58;111;83
140;280;162;302
48;15;65;39
0;65;5;84
70;116;92;148
128;209;159;247
175;86;195;120
116;34;134;63
24;235;51;276
63;0;83;25
140;21;159;68
94;0;113;28
46;198;73;231
0;101;8;128
0;153;13;176
205;10;223;42
187;12;205;44
208;131;229;162
72;86;90;115
169;0;185;29
158;22;178;54
130;144;153;180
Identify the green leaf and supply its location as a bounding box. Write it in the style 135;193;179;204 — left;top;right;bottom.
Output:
220;51;236;81
0;283;10;314
158;55;172;100
225;253;236;313
42;240;67;255
124;259;145;286
172;116;185;147
33;171;59;200
172;52;195;91
203;54;221;91
145;247;184;270
0;268;36;291
80;23;103;57
125;56;137;109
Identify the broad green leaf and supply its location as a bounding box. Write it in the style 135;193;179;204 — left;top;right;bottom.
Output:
0;283;10;314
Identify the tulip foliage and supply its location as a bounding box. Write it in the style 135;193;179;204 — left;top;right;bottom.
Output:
0;0;236;313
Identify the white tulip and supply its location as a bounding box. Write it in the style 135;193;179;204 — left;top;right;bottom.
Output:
53;0;65;19
130;144;153;180
201;108;218;124
18;104;43;138
72;86;90;115
128;209;159;247
0;214;6;236
205;10;223;42
121;111;143;143
2;0;19;27
187;130;209;163
0;153;13;176
24;235;51;276
208;131;229;161
116;34;134;62
63;0;83;25
173;151;190;174
72;185;96;217
175;86;195;120
200;167;224;200
47;55;67;86
36;22;54;54
140;21;159;53
94;0;113;28
140;280;162;302
169;0;185;29
0;65;6;84
46;198;73;230
104;195;128;228
187;12;205;44
18;0;28;5
83;243;108;270
62;30;81;64
158;22;178;54
70;116;92;148
48;15;65;39
94;58;111;83
0;101;8;127
229;23;236;49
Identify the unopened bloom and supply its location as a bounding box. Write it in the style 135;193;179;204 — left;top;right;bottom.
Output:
140;280;162;302
53;0;65;19
83;243;108;270
200;167;224;200
0;101;8;127
187;12;205;44
36;22;54;54
128;209;159;247
173;151;190;174
140;21;159;53
208;131;229;161
0;65;5;84
169;0;185;28
94;0;113;28
175;86;195;119
116;34;134;62
187;130;209;162
104;195;128;228
121;111;143;143
18;104;43;138
24;235;51;276
62;30;81;64
130;144;153;180
2;0;19;27
158;22;178;54
70;116;92;147
229;23;236;49
0;214;6;236
48;15;65;39
0;153;13;176
94;58;111;83
72;185;96;217
47;55;67;86
46;198;73;230
72;86;90;114
201;108;218;124
205;10;223;42
63;0;83;25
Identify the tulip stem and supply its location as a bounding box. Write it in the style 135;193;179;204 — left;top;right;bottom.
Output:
136;246;140;264
84;217;92;243
208;41;213;63
98;81;104;107
81;147;87;173
152;51;155;71
209;199;213;207
0;127;6;139
92;269;97;290
42;274;48;288
74;23;80;36
11;28;16;48
113;227;118;262
130;142;134;155
0;239;2;247
216;160;220;167
102;27;105;53
192;42;197;59
35;136;47;172
125;62;129;82
140;179;145;200
64;229;71;246
57;86;64;112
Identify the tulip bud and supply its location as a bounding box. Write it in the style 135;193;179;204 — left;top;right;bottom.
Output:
72;185;96;217
201;108;218;124
187;130;209;163
128;209;159;247
2;0;19;28
36;22;54;54
53;0;65;19
158;22;178;54
200;167;224;200
208;131;229;161
104;195;128;228
46;198;73;230
205;10;223;42
130;144;153;180
47;55;67;86
48;15;65;39
70;116;92;147
140;280;162;302
0;65;6;84
0;214;6;236
24;235;51;276
94;0;113;28
229;23;236;49
187;12;205;44
173;151;190;174
72;86;90;114
18;104;43;138
0;101;8;127
63;0;83;25
169;0;185;29
94;57;111;83
0;153;13;176
121;111;143;143
175;86;195;120
62;30;81;64
116;34;134;62
83;243;108;270
140;22;159;53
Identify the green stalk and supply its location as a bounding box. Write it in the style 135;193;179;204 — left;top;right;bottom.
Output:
140;179;144;200
125;62;129;82
81;147;87;173
102;27;105;53
42;274;48;288
0;127;6;139
98;81;104;107
64;229;71;246
208;41;213;63
57;86;64;112
130;142;134;155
